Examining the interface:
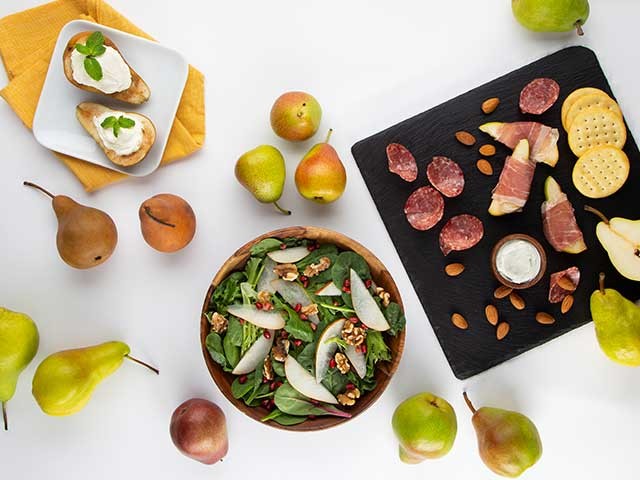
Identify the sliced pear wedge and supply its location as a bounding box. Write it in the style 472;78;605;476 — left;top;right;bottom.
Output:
345;345;367;379
226;305;285;330
314;319;346;383
315;281;342;296
256;257;278;294
285;355;338;404
271;279;319;324
267;246;310;263
232;331;274;375
350;269;390;331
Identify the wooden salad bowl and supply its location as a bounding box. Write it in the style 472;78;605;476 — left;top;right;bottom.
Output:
200;226;406;431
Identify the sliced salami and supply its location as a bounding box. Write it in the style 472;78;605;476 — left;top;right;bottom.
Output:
520;78;560;115
427;156;465;198
439;214;484;255
404;186;445;231
387;143;418;182
549;267;580;304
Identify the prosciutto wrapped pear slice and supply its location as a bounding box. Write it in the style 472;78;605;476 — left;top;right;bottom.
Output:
480;121;559;167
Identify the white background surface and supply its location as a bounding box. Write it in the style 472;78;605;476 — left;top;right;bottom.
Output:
1;1;638;479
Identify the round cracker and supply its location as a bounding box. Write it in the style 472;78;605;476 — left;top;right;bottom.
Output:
565;93;622;131
561;87;610;129
572;146;630;198
568;107;627;157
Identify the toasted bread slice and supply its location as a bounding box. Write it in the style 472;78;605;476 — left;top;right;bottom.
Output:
63;32;150;104
76;102;156;167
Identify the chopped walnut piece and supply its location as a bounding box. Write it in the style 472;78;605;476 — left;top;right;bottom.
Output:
300;303;318;317
342;321;366;347
209;312;228;334
375;287;391;307
271;338;290;362
257;290;272;304
303;257;331;278
334;352;350;374
337;388;361;406
263;356;274;381
273;263;299;282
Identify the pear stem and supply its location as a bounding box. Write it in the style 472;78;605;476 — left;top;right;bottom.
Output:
463;392;477;414
23;181;55;199
584;205;610;225
125;354;159;375
599;273;606;295
575;21;585;36
325;129;334;144
273;201;291;216
2;401;7;431
143;206;175;228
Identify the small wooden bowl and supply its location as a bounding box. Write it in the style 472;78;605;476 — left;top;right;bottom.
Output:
490;233;547;290
200;226;406;431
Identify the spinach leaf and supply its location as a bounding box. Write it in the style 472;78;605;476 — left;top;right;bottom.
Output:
274;297;314;342
274;383;351;418
322;367;349;396
282;237;304;248
332;252;371;287
384;302;406;336
231;374;254;399
209;271;245;313
296;244;338;270
366;330;392;372
226;317;243;347
245;257;263;287
205;333;228;370
261;409;307;426
250;238;282;257
295;342;316;373
245;359;265;404
272;358;285;378
223;333;240;368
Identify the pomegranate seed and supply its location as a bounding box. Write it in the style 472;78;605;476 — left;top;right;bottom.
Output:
294;304;302;312
346;383;355;390
293;339;303;347
300;275;308;282
342;287;351;293
270;382;277;391
238;375;248;384
302;280;309;288
263;330;272;339
343;279;351;288
300;313;308;321
275;381;283;388
329;358;337;369
280;330;289;338
279;243;287;250
270;399;276;408
361;324;368;330
308;415;316;420
365;279;372;288
310;322;317;331
255;302;263;310
307;244;315;252
361;345;367;354
349;317;358;324
262;377;269;384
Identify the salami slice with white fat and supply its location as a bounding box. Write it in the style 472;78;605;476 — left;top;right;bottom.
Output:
439;214;484;255
387;143;418;182
520;78;560;115
549;267;580;304
427;156;465;198
404;186;444;231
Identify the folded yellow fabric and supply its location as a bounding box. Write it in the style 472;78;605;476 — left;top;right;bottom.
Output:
0;0;205;191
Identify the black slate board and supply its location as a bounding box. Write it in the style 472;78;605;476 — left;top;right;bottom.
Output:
351;47;640;379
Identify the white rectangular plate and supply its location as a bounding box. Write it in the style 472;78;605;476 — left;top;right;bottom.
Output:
33;20;189;177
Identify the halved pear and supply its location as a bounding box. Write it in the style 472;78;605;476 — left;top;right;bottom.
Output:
284;355;338;404
226;305;285;329
271;279;319;323
350;269;390;331
267;247;310;263
76;102;156;167
256;257;278;294
314;319;346;383
232;331;274;375
345;345;367;379
315;281;342;296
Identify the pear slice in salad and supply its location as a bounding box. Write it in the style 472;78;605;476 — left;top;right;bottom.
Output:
350;269;390;331
271;279;319;324
226;305;285;330
315;281;342;296
232;330;274;375
256;257;278;294
285;355;338;404
267;246;310;263
345;345;367;379
314;319;346;383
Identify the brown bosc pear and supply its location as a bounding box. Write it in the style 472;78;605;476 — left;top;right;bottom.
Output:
23;182;118;269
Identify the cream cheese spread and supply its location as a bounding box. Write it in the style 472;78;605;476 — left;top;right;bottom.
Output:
93;112;144;156
496;239;541;284
70;47;132;94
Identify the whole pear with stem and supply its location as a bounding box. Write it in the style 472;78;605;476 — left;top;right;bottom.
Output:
23;181;117;269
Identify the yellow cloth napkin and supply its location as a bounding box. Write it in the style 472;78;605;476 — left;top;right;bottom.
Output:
0;0;205;191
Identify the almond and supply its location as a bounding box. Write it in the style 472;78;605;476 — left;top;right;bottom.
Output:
451;313;469;330
455;131;476;146
496;322;510;340
479;144;497;156
561;295;575;314
494;285;513;299
482;97;500;114
536;312;555;325
476;159;493;176
485;304;499;326
558;276;576;291
509;292;526;310
445;263;465;277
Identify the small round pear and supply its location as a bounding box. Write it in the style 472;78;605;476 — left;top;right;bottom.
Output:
139;194;196;253
270;91;322;142
512;0;590;35
170;398;228;465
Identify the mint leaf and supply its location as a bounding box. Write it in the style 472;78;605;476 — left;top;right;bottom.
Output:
86;31;104;50
84;56;102;81
92;44;106;57
100;116;117;129
75;44;91;55
118;116;136;129
113;123;121;138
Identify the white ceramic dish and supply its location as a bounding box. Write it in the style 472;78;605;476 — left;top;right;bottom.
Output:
33;20;189;177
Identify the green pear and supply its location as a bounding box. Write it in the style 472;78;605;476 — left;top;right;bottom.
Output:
295;130;347;204
585;206;640;281
270;91;322;142
32;341;158;416
591;273;640;367
512;0;590;35
235;145;290;215
392;392;457;464
0;307;39;430
464;392;542;478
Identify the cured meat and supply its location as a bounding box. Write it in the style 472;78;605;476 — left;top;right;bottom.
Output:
542;177;587;253
404;186;444;231
427;156;465;198
479;121;560;167
549;267;580;304
489;139;535;216
520;78;560;115
439;214;484;255
387;143;418;182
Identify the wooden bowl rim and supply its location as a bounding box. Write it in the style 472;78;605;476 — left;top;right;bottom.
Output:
200;226;406;432
490;233;548;290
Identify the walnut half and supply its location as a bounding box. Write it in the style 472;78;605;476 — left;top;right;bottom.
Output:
335;352;350;374
209;312;228;334
303;257;331;278
273;263;299;282
337;388;361;407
